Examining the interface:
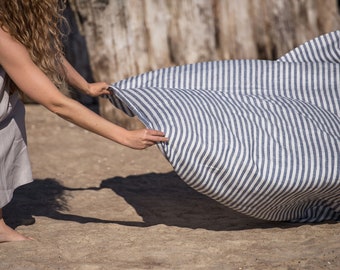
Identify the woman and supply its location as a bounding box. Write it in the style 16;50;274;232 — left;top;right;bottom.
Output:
0;0;167;243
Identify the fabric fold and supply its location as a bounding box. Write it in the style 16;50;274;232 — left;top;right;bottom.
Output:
108;31;340;222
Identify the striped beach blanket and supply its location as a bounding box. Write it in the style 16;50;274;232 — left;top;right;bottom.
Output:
108;31;340;222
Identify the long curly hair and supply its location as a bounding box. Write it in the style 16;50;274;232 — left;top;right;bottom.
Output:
0;0;68;92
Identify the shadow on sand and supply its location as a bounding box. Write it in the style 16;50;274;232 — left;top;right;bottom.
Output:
4;172;326;231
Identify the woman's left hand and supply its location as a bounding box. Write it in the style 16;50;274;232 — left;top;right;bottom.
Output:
86;82;111;97
123;129;169;150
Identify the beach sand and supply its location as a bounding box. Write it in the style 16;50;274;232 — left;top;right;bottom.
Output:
1;104;339;270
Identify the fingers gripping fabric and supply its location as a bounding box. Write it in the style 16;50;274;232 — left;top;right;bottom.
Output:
108;31;340;222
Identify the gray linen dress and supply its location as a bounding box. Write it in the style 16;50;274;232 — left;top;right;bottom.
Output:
0;66;33;208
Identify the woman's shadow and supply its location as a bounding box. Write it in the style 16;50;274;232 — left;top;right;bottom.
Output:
4;172;307;231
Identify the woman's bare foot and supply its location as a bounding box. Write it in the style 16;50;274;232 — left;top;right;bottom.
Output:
0;218;32;243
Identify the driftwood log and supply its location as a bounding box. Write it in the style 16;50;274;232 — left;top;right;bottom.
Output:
67;0;339;129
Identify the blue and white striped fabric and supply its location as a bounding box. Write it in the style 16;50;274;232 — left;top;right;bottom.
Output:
108;31;340;222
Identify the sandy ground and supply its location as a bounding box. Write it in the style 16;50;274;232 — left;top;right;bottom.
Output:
1;104;339;270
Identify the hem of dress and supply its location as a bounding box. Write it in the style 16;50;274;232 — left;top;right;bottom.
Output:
0;178;33;208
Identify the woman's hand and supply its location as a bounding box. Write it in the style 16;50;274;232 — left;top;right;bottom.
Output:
86;82;111;97
123;129;168;150
61;56;111;97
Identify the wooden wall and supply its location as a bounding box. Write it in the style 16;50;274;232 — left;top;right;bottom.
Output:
67;0;339;128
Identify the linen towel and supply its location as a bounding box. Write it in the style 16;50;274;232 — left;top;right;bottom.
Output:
108;31;340;222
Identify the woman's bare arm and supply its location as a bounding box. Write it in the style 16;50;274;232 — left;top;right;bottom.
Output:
0;28;167;149
61;56;110;97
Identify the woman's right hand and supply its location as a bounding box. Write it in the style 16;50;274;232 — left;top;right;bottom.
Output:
123;129;168;150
